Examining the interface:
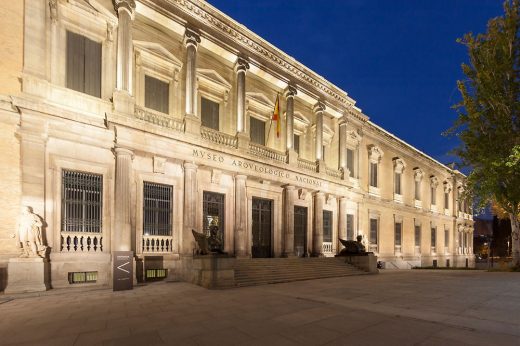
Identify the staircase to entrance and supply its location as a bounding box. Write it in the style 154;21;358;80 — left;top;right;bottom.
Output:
234;257;369;287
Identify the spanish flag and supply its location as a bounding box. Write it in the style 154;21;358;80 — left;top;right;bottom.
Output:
273;94;280;138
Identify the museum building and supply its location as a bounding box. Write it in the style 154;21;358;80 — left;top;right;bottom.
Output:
0;0;475;290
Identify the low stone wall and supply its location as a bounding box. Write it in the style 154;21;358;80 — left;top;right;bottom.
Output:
339;253;378;273
190;255;235;289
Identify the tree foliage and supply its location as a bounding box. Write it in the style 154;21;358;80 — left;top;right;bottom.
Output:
447;0;520;265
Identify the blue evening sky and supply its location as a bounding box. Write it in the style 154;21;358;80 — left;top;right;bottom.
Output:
207;0;503;166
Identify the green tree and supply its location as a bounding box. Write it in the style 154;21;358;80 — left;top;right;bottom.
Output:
448;0;520;267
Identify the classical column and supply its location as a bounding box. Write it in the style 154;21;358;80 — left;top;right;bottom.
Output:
114;148;133;251
182;162;198;255
338;197;348;241
235;57;250;148
183;28;201;135
338;116;347;170
283;185;296;257
314;101;325;164
235;175;248;257
113;0;136;113
284;86;298;165
312;191;325;257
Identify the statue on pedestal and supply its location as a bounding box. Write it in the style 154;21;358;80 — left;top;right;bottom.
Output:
14;206;47;258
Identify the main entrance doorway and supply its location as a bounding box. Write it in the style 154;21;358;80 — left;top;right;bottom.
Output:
294;206;308;257
203;191;225;252
251;197;273;258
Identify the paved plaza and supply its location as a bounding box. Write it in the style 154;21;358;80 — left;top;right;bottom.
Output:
0;270;519;345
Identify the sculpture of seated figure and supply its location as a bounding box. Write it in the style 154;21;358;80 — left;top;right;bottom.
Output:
338;235;367;255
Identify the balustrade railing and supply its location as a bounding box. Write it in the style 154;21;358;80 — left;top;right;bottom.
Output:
325;167;342;180
142;235;174;253
61;232;103;253
297;158;317;172
200;126;237;148
135;106;184;132
248;143;287;163
322;242;333;254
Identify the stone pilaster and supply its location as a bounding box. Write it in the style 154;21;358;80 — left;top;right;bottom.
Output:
283;185;296;257
113;147;133;251
338;116;348;170
182;162;198;255
284;86;297;150
234;175;248;257
314;101;325;165
312;191;325;257
338;197;348;241
183;28;201;135
113;0;136;114
235;57;250;149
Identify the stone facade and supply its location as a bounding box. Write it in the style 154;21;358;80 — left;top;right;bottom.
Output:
0;0;474;291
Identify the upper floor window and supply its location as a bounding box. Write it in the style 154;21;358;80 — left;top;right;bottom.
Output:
415;181;421;200
370;163;378;187
145;75;169;114
250;117;266;145
431;187;437;205
66;31;101;98
62;170;102;233
394;173;402;195
201;97;220;131
444;192;449;210
143;182;173;236
444;228;449;248
294;134;300;155
346;148;355;177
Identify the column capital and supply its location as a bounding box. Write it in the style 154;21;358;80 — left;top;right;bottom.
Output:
313;101;325;114
184;28;201;49
282;184;296;191
114;0;136;16
339;114;349;126
183;161;198;170
313;191;326;198
234;57;250;74
283;85;298;99
113;147;134;159
235;174;247;181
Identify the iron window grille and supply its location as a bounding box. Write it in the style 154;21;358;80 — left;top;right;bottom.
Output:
61;170;102;233
143;182;173;236
323;210;332;242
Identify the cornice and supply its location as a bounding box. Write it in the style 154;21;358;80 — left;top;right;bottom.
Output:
146;0;357;109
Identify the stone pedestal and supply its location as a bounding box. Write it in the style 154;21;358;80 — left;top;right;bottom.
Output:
191;255;235;289
5;257;50;294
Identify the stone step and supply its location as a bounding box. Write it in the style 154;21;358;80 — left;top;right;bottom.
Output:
233;257;366;287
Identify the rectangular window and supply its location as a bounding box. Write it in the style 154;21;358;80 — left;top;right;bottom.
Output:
394;173;401;194
431;187;436;205
395;222;402;246
323;210;332;242
201;97;220;130
203;191;225;251
444;192;449;210
62;170;103;233
431;227;437;248
145;75;169;114
414;225;421;247
143;182;173;236
369;218;378;244
293;134;300;154
370;163;378;187
250;117;265;145
346;214;354;240
346;148;354;177
444;229;449;247
415;181;421;200
66;31;101;97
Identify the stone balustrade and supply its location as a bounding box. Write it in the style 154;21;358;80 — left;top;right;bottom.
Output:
200;126;238;148
61;232;103;253
297;158;318;172
135;106;184;132
142;235;174;253
322;241;333;254
325;166;342;180
248;143;287;163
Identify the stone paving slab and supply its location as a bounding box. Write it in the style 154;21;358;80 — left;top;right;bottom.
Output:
0;270;519;345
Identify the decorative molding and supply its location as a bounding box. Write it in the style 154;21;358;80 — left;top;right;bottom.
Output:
49;0;58;22
368;145;384;162
211;169;222;184
444;181;452;193
153;156;166;174
346;129;362;147
298;188;308;200
393;157;406;174
234;56;250;74
114;0;136;15
313;101;325;114
430;175;439;188
196;68;231;105
283;85;297;99
414;168;424;182
184;27;201;48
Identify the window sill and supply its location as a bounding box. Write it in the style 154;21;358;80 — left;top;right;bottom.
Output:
414;200;422;209
393;193;403;203
368;186;380;197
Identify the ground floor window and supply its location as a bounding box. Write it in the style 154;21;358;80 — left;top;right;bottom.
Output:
346;214;354;240
395;222;402;247
323;210;332;242
143;182;172;236
414;225;421;247
61;170;102;233
370;218;378;245
203;191;225;251
431;227;437;251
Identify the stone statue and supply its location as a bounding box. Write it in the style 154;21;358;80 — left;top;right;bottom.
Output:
338;235;367;255
15;206;47;258
192;228;226;255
